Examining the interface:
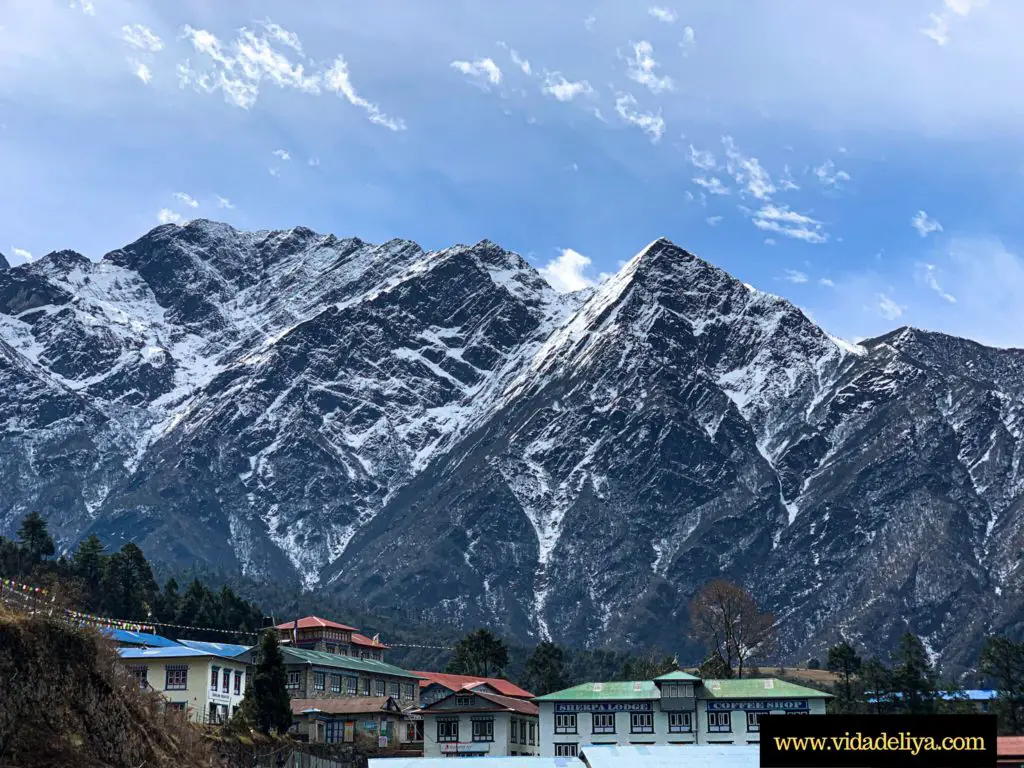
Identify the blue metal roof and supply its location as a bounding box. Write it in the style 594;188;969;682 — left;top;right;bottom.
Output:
118;646;242;661
177;639;252;657
369;760;578;768
581;745;761;768
101;628;181;647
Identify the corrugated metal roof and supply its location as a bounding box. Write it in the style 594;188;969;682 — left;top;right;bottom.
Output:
534;681;660;701
581;744;760;768
653;671;701;682
278;647;422;679
413;670;534;698
118;646;238;661
700;678;831;699
101;628;181;647
275;616;359;631
369;759;578;768
177;639;251;657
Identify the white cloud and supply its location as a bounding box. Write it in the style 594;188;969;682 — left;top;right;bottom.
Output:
157;209;182;225
451;58;503;86
324;56;406;130
764;238;776;246
820;278;835;287
584;15;597;31
268;167;281;177
778;165;800;191
12;247;33;263
911;210;943;237
69;0;95;15
308;157;320;166
626;41;673;94
681;26;696;46
751;204;828;243
917;262;957;303
692;176;730;195
877;293;904;320
509;49;532;76
273;149;291;160
648;7;678;23
688;144;716;171
540;248;599;292
614;94;665;142
131;60;152;84
722;136;776;200
173;192;199;208
784;269;809;283
922;13;951;46
122;24;163;52
260;19;303;54
922;0;987;45
706;216;723;226
814;159;851;187
541;74;593;101
215;195;235;209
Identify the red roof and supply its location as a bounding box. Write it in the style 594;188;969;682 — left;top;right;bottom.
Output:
420;689;539;716
411;671;534;699
275;616;359;632
290;697;399;716
351;632;389;649
999;737;1024;758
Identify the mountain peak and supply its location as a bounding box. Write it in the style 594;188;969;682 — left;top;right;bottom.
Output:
0;252;8;270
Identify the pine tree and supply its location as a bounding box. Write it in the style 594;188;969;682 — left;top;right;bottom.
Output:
827;641;863;713
72;534;106;608
892;632;937;714
446;629;510;678
100;543;158;620
245;629;293;735
861;657;896;714
980;636;1024;734
17;512;55;563
522;641;569;696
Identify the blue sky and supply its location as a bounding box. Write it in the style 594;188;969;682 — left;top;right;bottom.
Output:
3;0;1024;346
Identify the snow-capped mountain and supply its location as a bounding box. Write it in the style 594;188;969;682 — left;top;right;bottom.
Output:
2;221;1022;671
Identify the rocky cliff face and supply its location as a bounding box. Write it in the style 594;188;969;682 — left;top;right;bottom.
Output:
2;220;1021;671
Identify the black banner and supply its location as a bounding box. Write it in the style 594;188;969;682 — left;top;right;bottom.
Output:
760;714;996;768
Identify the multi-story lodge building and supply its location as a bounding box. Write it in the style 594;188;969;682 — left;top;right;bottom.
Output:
535;672;831;757
418;688;541;758
118;646;248;725
274;616;389;661
413;671;534;708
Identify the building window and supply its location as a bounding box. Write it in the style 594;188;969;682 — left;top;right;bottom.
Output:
669;712;692;733
456;696;475;707
403;683;415;700
314;671;326;691
520;720;527;744
286;671;301;690
708;711;732;732
388;681;400;698
437;719;459;743
325;643;337;654
747;712;761;732
511;719;519;744
406;722;423;742
554;744;578;758
347;677;358;696
555;713;577;734
210;666;220;691
529;722;536;745
374;679;386;697
234;670;243;696
165;665;188;691
222;668;230;693
129;666;148;689
360;678;370;696
630;713;654;734
331;674;341;693
593;713;616;734
471;718;494;742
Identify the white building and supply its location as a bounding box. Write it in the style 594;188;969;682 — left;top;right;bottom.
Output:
419;688;541;758
535;672;830;757
117;645;248;724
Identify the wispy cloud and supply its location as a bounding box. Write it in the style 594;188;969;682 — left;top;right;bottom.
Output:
783;269;809;283
706;216;723;226
722;136;775;200
539;248;603;292
451;58;503;86
648;6;678;23
173;192;199;208
131;60;152;84
584;15;597;31
692;176;730;195
877;293;905;320
541;73;592;101
324;56;406;130
260;19;303;53
272;149;291;161
922;0;987;46
496;44;532;76
215;195;235;209
917;262;957;303
122;24;163;52
814;159;851;187
70;0;95;15
614;94;665;142
777;165;800;191
820;278;835;287
308;157;320;166
751;204;828;243
625;41;673;94
688;144;716;171
911;210;943;237
157;209;182;225
12;247;33;263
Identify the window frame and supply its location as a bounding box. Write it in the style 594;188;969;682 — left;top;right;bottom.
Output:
234;670;243;695
165;665;188;691
592;712;616;734
346;676;358;696
210;665;220;691
554;713;577;734
313;671;326;691
374;679;386;697
746;711;762;732
708;711;732;733
529;722;536;745
436;718;459;743
471;717;494;743
630;712;654;734
330;674;341;693
222;668;230;693
669;711;693;733
286;670;302;690
554;744;579;757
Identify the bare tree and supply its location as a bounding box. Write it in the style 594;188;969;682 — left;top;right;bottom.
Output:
689;580;776;678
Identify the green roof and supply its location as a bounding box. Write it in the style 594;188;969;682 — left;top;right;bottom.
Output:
699;678;832;699
534;681;660;702
654;671;701;682
281;647;423;680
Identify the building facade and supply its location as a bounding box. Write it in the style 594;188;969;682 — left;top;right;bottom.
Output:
419;689;540;758
118;646;248;725
275;616;389;661
535;673;831;757
291;696;406;746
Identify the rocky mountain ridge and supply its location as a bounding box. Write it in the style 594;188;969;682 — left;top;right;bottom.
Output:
2;220;1022;672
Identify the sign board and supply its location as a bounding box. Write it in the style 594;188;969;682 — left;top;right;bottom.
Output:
554;702;654;714
706;699;809;712
441;743;490;754
378;736;388;748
